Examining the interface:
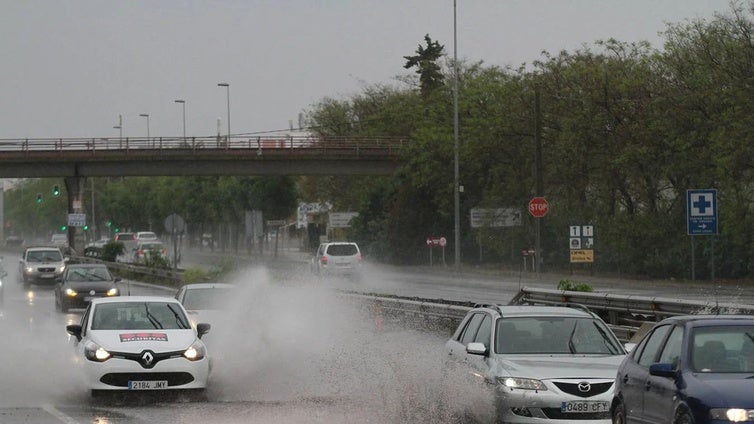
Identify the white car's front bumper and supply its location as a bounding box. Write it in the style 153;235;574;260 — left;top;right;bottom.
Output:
82;354;209;391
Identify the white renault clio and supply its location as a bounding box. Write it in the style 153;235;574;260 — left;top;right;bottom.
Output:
66;296;211;396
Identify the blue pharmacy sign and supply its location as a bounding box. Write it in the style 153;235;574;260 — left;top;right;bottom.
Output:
686;189;718;235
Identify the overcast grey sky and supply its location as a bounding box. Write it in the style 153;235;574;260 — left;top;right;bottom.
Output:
0;1;735;139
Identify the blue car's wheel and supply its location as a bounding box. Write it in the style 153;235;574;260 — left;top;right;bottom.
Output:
675;409;694;424
612;402;626;424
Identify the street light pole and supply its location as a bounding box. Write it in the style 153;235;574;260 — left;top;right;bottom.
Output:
217;83;230;145
90;178;96;242
452;0;461;268
113;114;123;149
174;99;186;140
139;113;150;146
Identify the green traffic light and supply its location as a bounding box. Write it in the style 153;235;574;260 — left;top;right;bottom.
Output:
83;225;89;231
53;185;60;196
36;193;42;204
106;220;112;227
60;225;67;231
114;228;120;233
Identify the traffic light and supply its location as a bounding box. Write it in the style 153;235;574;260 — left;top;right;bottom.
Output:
52;185;60;196
114;227;120;233
36;193;42;204
106;220;112;228
83;224;89;232
60;224;67;231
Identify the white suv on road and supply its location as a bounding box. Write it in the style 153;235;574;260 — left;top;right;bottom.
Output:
310;242;362;277
19;246;67;287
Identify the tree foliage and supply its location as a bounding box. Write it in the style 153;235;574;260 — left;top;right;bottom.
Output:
303;7;754;278
403;34;446;97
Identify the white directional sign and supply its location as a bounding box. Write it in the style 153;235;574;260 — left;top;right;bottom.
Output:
67;213;86;227
470;208;522;228
329;212;359;228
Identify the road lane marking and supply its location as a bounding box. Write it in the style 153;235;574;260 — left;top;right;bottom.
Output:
42;405;80;424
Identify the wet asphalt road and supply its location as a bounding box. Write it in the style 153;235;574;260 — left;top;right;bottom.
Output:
1;248;752;423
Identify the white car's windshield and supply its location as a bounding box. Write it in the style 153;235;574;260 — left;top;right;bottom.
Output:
27;251;62;262
183;288;234;310
495;317;623;355
91;302;190;330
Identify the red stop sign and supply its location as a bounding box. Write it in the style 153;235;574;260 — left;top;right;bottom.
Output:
528;197;549;218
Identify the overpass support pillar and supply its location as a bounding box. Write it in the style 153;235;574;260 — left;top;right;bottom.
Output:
63;176;87;253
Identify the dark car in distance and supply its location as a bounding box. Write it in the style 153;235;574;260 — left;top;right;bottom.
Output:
54;263;120;312
611;314;754;424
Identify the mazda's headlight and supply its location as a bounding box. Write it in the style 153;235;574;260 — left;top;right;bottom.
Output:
106;287;119;296
84;341;111;362
65;288;78;297
183;340;206;361
710;408;754;422
497;377;548;391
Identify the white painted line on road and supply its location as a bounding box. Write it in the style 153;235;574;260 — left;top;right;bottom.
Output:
42;405;80;424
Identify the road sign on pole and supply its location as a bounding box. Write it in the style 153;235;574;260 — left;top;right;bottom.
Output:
528;197;549;218
687;189;718;235
67;213;86;227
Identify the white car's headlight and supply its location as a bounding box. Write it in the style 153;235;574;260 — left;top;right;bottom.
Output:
497;377;548;391
84;341;111;362
65;288;77;297
57;265;65;273
710;408;753;422
25;266;33;273
106;287;119;296
183;340;206;361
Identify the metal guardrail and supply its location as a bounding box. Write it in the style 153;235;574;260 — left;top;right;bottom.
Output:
62;258;754;343
72;255;183;285
509;286;754;320
345;287;754;343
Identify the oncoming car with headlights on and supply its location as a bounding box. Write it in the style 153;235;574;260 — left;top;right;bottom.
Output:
444;304;627;423
66;296;211;396
54;263;121;312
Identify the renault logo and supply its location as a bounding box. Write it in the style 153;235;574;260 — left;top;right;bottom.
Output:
578;382;591;392
141;351;154;367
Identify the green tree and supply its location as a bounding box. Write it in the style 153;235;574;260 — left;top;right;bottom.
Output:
403;34;446;97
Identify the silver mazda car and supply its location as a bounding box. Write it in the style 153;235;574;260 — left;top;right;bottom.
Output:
444;304;627;423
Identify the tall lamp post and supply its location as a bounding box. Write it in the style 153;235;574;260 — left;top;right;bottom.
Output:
139;113;150;146
452;0;461;268
174;99;186;140
113;114;123;149
217;82;230;144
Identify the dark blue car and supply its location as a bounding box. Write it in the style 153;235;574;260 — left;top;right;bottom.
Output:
611;315;754;424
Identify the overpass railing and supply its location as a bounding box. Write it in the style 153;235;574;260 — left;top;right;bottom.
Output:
0;135;406;157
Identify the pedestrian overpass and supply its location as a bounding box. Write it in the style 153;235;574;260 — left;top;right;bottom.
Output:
0;135;405;178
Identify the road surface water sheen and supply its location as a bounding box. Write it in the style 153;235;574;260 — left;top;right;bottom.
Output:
1;248;748;423
0;259;470;424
